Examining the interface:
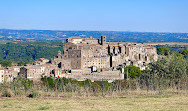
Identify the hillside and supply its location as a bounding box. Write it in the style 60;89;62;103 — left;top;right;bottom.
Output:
0;41;63;65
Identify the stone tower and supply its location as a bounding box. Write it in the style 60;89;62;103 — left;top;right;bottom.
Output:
58;50;62;55
101;35;106;46
57;50;62;59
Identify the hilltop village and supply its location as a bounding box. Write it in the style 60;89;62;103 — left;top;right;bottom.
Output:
0;35;158;83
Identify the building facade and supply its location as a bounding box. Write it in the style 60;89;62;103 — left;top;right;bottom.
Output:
0;35;158;83
52;35;158;72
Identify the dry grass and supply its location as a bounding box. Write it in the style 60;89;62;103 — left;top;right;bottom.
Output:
0;94;188;111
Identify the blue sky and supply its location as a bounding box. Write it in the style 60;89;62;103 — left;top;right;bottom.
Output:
0;0;187;32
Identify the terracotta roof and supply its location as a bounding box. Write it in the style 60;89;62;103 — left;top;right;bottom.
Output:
84;38;98;40
113;45;119;47
0;68;5;70
108;43;119;45
70;37;81;39
146;48;152;49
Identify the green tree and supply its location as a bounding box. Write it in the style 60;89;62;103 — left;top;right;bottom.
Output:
124;65;141;79
0;60;12;67
17;61;26;66
180;50;188;55
145;53;187;80
157;47;170;55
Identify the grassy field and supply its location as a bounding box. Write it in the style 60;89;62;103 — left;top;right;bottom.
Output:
0;94;188;111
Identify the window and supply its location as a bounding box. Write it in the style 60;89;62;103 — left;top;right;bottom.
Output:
145;56;147;61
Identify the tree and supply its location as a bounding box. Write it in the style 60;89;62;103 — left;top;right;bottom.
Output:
157;47;170;55
124;65;141;79
0;60;12;67
18;61;25;66
145;53;187;80
180;50;188;55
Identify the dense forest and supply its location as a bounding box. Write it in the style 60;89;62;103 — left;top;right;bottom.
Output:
0;41;63;66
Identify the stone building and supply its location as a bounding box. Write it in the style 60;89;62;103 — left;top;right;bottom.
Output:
0;35;158;83
49;35;158;81
52;35;110;71
0;68;4;83
52;35;157;72
0;66;21;83
107;42;158;69
19;61;56;81
4;67;19;82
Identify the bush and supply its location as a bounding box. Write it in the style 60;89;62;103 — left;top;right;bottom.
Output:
2;90;13;97
29;91;39;98
38;106;50;110
124;65;141;79
14;90;25;96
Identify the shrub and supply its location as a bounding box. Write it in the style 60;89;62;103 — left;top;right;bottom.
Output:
38;106;50;110
2;90;13;97
14;90;25;96
124;65;141;79
29;91;39;98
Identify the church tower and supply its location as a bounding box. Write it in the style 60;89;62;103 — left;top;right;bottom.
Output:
101;35;106;46
57;50;62;59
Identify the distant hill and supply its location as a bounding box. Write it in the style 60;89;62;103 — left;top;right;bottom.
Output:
0;29;188;42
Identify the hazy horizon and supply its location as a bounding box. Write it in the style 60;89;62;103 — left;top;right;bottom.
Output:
1;28;188;34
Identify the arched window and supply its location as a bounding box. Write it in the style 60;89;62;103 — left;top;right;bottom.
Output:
145;56;147;61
